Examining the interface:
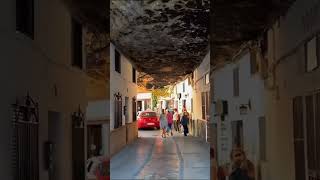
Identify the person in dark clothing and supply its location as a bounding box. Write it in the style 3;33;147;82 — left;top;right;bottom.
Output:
180;111;189;136
229;148;255;180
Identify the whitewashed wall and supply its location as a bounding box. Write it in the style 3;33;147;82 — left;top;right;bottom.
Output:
213;52;266;167
110;43;138;131
263;0;320;179
0;0;88;179
193;52;210;120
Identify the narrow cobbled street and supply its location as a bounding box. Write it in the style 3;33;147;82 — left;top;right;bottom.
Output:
111;130;210;180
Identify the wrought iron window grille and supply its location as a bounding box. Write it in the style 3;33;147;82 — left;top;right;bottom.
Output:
12;93;39;180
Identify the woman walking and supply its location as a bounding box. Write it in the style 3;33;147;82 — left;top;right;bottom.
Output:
159;109;168;138
173;108;180;132
180;111;189;136
166;109;174;136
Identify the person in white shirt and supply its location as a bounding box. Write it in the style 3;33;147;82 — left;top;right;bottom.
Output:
173;108;180;132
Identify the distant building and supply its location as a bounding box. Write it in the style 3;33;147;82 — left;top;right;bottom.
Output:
137;92;152;112
170;52;210;141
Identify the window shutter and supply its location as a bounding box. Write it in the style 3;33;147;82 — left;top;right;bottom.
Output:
250;50;257;74
306;95;316;178
72;19;83;69
293;96;305;180
233;67;239;97
115;50;121;73
16;0;34;38
201;92;205;120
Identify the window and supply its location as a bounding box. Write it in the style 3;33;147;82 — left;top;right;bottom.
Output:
191;98;193;113
132;67;136;83
259;117;267;161
305;94;320;179
72;18;83;69
87;125;102;158
182;82;185;92
205;73;210;85
115;49;121;73
132;97;137;121
305;36;319;72
250;50;258;74
201;92;205;119
16;0;34;38
231;120;243;148
292;96;306;180
233;67;239;97
12;95;39;180
201;92;206;120
114;94;122;129
206;92;210;116
201;92;210;120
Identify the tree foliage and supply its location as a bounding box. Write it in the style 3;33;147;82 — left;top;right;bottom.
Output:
151;87;172;110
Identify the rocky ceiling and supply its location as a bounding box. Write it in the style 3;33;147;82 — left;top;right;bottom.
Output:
61;0;109;81
61;0;109;32
62;0;295;87
111;0;210;88
211;0;295;70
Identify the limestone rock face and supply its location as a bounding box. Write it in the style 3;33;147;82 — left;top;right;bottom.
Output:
210;0;295;70
111;0;210;88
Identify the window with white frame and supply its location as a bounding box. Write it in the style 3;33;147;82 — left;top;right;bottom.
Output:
204;73;210;85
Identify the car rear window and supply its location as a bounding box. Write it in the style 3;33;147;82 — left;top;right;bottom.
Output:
141;112;157;117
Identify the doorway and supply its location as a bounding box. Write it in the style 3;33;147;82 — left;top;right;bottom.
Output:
87;125;102;158
231;120;244;148
125;97;129;123
137;100;142;112
48;111;66;180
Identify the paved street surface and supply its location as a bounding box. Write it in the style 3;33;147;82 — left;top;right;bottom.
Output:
111;130;210;180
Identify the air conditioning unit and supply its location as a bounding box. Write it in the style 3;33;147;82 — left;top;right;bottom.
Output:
215;99;228;115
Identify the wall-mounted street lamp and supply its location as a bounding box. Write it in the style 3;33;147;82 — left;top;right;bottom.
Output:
72;105;84;128
239;100;252;115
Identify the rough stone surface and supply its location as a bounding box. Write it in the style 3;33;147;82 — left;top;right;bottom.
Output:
61;0;109;32
211;0;295;70
111;0;210;88
85;29;109;81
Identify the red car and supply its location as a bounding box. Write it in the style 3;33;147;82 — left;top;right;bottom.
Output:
137;111;160;129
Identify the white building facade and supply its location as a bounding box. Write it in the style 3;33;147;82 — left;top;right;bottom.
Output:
137;92;152;112
170;52;210;141
110;43;138;156
0;0;88;179
261;0;320;179
213;50;266;177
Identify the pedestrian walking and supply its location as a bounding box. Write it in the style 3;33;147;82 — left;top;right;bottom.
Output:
159;109;168;138
228;148;255;180
173;108;180;132
180;111;189;136
166;109;174;136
